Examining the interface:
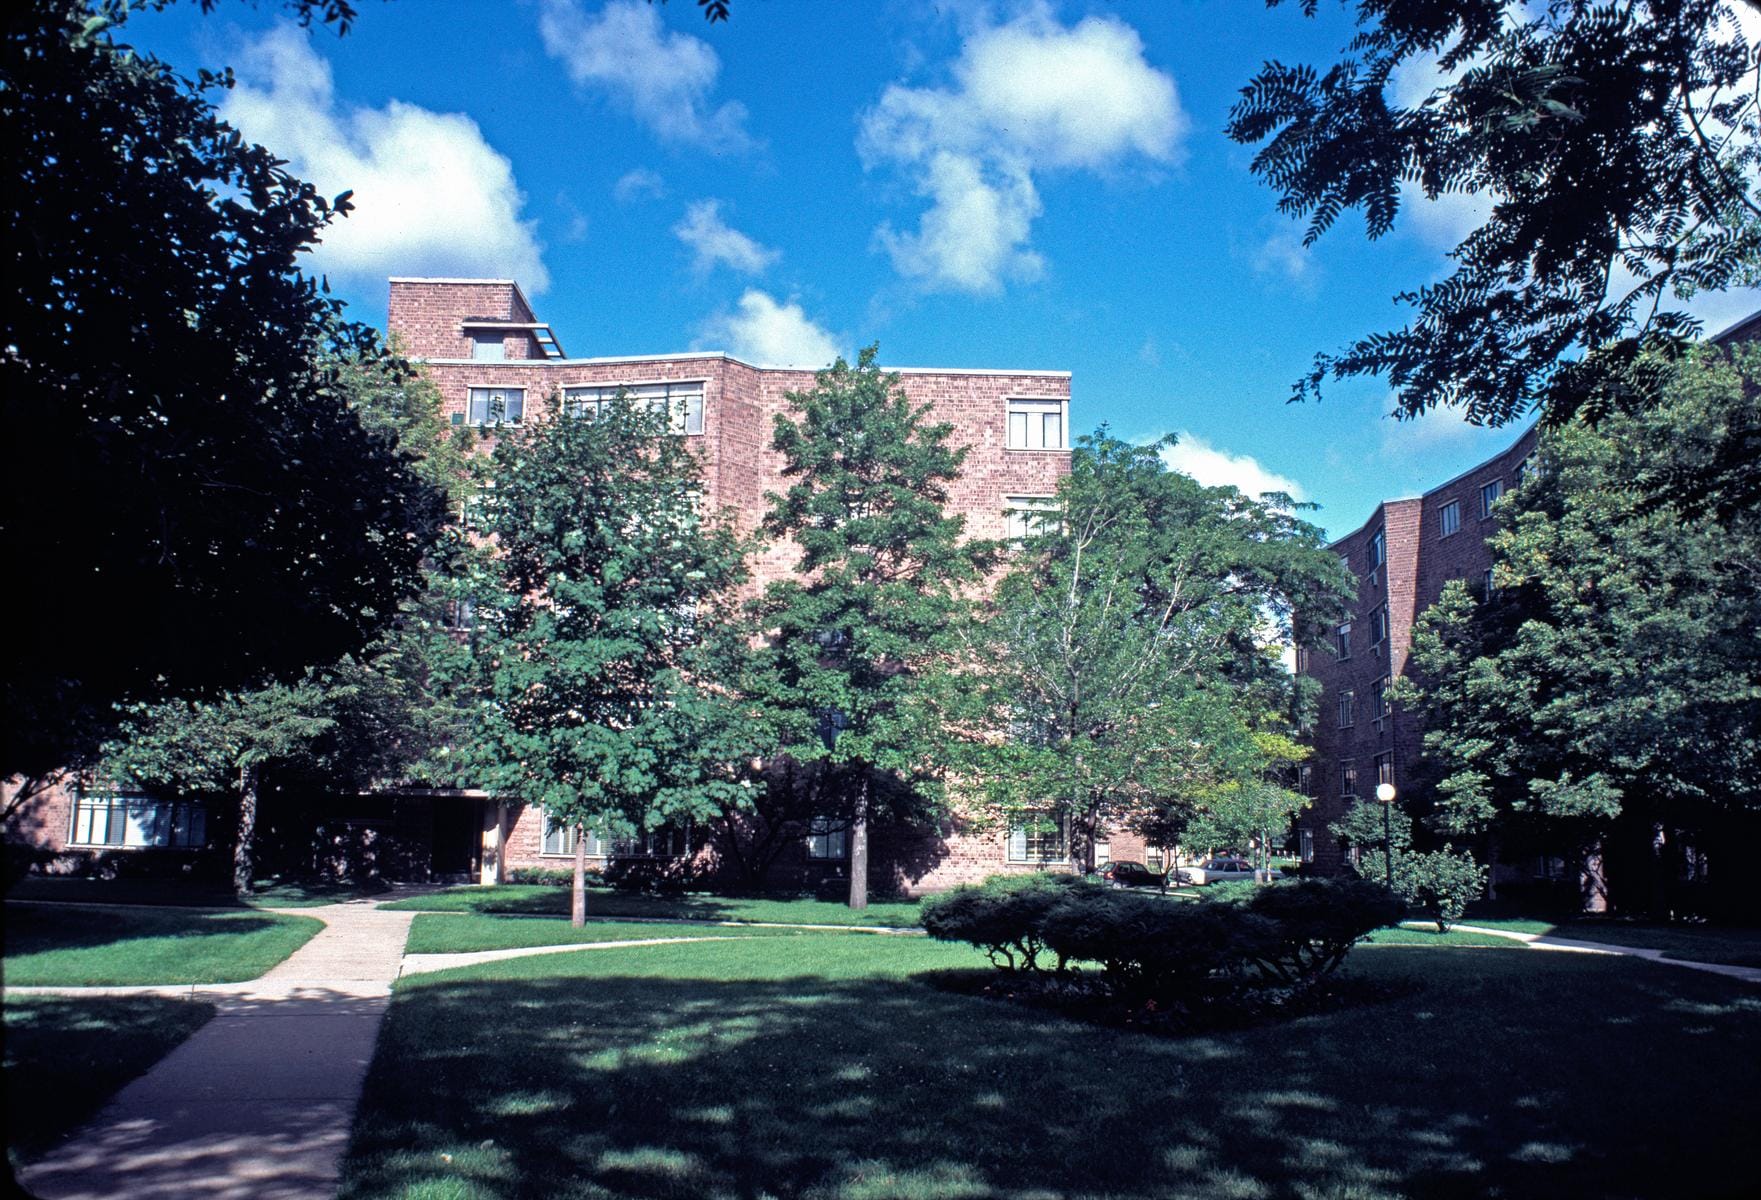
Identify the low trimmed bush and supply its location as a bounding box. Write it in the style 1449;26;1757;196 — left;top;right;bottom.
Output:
1040;890;1260;1001
920;873;1093;972
1237;878;1407;984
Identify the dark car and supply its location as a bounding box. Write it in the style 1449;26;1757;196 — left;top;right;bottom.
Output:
1096;861;1170;890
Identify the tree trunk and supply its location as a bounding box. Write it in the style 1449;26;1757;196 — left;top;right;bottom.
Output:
233;761;259;898
572;823;587;928
847;773;869;911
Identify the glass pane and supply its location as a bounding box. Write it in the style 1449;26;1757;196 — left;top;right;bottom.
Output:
502;390;524;422
1043;411;1061;449
468;391;488;423
1008;412;1028;448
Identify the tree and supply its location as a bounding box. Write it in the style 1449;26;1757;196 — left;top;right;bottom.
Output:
2;0;440;784
464;393;745;926
1229;0;1760;425
1404;343;1761;917
1330;799;1486;931
750;347;988;910
968;434;1351;876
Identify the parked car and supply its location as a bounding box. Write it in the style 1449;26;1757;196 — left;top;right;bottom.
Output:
1177;858;1282;886
1096;860;1169;890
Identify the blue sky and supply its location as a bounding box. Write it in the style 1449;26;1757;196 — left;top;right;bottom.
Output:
130;0;1758;539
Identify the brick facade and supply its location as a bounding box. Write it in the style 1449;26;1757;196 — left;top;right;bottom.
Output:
393;278;1080;894
1296;426;1540;875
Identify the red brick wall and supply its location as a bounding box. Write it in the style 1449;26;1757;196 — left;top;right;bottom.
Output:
3;775;74;851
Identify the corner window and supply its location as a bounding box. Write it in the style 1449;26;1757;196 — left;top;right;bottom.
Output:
1439;500;1461;538
1372;676;1391;728
806;816;848;861
71;791;206;848
468;387;524;425
1006;398;1067;451
1337;689;1355;728
1479;478;1504;518
1007;814;1067;863
1368;528;1386;569
1004;495;1058;541
564;382;704;435
1294;647;1311;675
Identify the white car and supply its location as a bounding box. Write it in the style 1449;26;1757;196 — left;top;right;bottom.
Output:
1177;858;1281;886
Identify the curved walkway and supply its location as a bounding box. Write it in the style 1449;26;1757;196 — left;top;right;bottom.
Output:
11;900;1758;1199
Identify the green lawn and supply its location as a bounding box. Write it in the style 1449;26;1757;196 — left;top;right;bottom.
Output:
4;996;215;1163
1463;917;1761;968
3;903;324;985
1363;925;1528;948
341;936;1761;1200
6;875;385;909
406;913;869;955
381;884;925;928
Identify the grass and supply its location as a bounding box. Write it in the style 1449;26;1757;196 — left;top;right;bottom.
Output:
4;996;215;1163
341;936;1761;1200
405;914;873;955
6;875;387;909
1362;925;1528;948
3;903;324;985
381;884;925;928
1460;917;1761;968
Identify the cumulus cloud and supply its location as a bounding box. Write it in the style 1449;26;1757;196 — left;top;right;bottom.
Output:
1159;432;1304;501
698;291;841;367
538;0;750;151
674;200;779;276
614;167;667;203
1252;227;1318;289
221;26;548;291
859;5;1185;293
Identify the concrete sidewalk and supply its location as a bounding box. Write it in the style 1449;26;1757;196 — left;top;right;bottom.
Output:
1444;922;1761;984
17;902;415;1200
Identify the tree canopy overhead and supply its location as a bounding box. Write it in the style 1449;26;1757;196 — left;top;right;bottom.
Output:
1229;0;1761;426
2;1;440;781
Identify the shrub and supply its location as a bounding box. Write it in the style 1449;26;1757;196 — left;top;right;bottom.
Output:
1239;878;1405;987
1040;890;1260;1001
1362;847;1487;932
920;873;1092;972
507;868;577;887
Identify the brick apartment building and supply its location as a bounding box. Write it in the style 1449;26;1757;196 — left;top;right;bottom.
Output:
7;277;1160;894
1292;426;1539;879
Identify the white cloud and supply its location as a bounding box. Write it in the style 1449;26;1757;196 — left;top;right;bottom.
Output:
698;291;841;367
614;167;667;203
1159;432;1304;501
860;5;1185;293
538;0;750;151
223;25;547;290
1380;402;1496;457
1253;228;1318;289
674;200;779;276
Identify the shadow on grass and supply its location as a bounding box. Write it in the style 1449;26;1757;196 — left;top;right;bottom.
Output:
3;904;292;957
342;947;1761;1200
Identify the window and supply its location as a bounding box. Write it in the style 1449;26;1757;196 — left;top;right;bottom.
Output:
1439;500;1461;538
1482;567;1497;600
1294;646;1311;675
471;333;505;362
1337;622;1352;660
1369;605;1389;647
1006;398;1067;450
1004;495;1058;540
806;816;847;861
1007;814;1067;863
468;386;524;425
1369;528;1386;569
564;382;705;435
1340;761;1359;799
1337;689;1355;727
71;791;206;848
1300;829;1315;863
1297;764;1314;797
1372;676;1391;728
1480;478;1504;518
1514;456;1530;486
444;597;477;631
1374;752;1394;789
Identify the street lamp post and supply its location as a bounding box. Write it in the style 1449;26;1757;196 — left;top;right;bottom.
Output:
1375;781;1397;891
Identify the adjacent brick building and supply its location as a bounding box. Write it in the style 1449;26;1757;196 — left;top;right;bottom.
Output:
1293;425;1539;877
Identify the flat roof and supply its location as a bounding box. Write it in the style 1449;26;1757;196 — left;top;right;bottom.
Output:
412;350;1071;377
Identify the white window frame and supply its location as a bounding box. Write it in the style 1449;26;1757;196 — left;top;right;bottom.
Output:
1007;814;1067;863
1480;478;1504;518
1006;398;1068;451
1439;500;1461;538
806;816;848;861
1004;495;1058;541
468;386;525;425
563;382;705;435
70;790;206;849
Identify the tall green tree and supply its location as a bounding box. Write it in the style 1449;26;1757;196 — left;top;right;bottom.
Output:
464;393;745;926
968;434;1350;874
2;0;439;783
751;347;988;910
1229;0;1760;425
1405;343;1761;917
